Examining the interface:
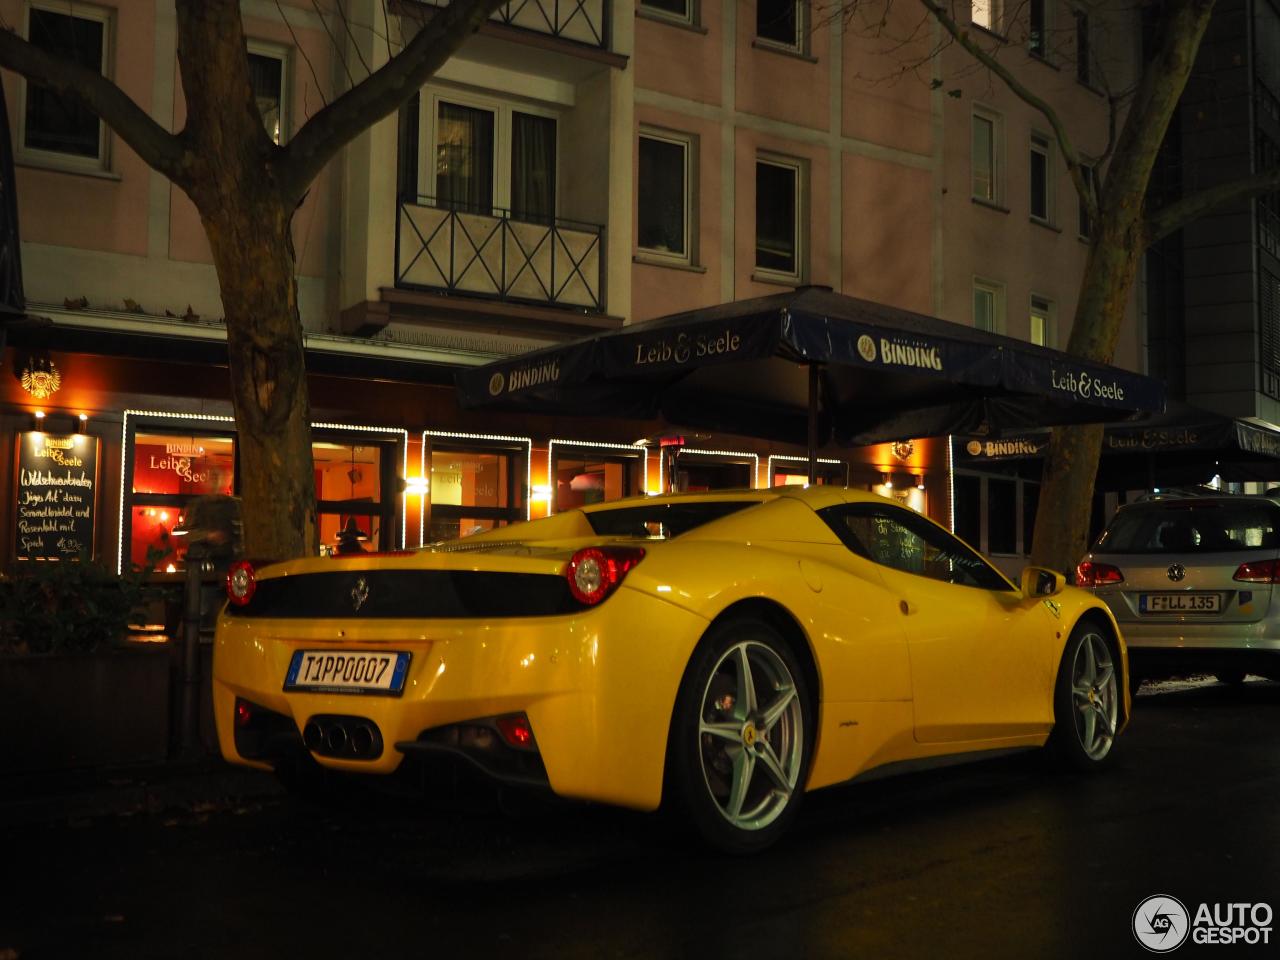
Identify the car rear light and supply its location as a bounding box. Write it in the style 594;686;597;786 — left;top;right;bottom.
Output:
226;559;257;606
1233;559;1280;583
1076;560;1124;587
565;546;645;606
495;713;536;751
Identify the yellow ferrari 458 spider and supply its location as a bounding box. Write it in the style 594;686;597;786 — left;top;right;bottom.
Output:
213;486;1129;852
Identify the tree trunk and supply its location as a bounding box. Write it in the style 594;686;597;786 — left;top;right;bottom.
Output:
1030;223;1143;576
203;203;318;561
175;0;317;561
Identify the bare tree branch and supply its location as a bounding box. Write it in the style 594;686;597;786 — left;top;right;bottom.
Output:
915;0;1096;220
0;26;187;183
1146;167;1280;245
278;0;504;205
275;0;328;108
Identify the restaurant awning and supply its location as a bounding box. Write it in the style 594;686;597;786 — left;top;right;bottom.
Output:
957;401;1280;488
456;287;1166;477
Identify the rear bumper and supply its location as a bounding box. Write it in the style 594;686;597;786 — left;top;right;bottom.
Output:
1112;618;1280;652
211;586;709;811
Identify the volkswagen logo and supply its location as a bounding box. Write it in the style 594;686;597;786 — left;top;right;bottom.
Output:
351;576;370;611
1167;563;1185;583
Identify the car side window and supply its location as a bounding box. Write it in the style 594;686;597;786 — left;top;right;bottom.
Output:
820;504;1014;592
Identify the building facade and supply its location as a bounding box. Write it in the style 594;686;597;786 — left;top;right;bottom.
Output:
0;0;1144;576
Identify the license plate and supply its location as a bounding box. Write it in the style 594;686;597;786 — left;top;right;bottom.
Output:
1139;593;1221;614
284;650;410;695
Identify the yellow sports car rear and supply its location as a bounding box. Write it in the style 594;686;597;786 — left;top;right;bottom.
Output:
214;487;1129;852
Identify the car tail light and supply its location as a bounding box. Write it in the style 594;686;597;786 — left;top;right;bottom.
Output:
1076;560;1124;587
1233;559;1280;583
226;559;257;606
495;713;536;751
565;547;645;606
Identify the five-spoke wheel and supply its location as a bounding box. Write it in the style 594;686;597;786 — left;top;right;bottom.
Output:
669;618;812;852
1049;622;1120;770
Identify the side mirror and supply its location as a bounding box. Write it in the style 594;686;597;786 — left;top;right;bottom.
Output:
1021;565;1066;598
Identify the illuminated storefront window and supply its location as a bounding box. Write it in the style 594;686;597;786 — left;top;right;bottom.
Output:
552;447;642;511
670;451;756;492
129;432;235;570
122;415;405;571
314;440;387;556
427;443;524;542
769;458;845;487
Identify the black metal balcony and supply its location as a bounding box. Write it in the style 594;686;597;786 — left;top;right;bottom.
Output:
396;198;605;312
411;0;609;49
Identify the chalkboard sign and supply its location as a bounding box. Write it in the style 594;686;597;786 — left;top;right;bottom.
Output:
15;432;99;561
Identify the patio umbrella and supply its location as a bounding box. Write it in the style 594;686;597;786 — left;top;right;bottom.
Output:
455;287;1165;483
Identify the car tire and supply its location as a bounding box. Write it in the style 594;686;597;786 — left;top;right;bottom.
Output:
1047;620;1120;773
667;617;813;854
1214;669;1247;685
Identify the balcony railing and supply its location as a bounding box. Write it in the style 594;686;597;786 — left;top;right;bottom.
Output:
411;0;608;49
396;198;605;312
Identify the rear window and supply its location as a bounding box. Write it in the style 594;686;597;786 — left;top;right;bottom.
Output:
1096;501;1280;554
584;501;760;539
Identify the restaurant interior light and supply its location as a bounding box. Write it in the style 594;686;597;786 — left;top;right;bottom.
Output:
883;475;892;489
405;476;429;496
916;477;926;490
77;413;88;432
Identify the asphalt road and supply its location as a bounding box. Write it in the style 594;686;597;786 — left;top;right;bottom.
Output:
3;679;1278;960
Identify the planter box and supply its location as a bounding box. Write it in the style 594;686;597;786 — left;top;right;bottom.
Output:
0;645;171;773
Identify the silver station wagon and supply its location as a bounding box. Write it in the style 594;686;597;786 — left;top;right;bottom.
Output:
1077;494;1280;687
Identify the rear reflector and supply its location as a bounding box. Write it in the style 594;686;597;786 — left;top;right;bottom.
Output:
1233;559;1280;583
1076;560;1124;587
495;713;536;751
566;547;645;606
234;699;253;728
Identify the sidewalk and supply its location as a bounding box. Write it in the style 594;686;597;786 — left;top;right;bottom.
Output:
0;758;283;827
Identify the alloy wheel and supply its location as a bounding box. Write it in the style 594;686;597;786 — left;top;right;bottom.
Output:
1071;631;1118;761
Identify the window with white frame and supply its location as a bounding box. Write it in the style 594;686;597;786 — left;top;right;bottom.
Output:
971;109;1002;203
1030;295;1053;346
755;154;805;280
422;93;558;223
1028;0;1048;57
247;42;288;145
973;278;1005;333
21;1;111;170
971;0;1001;32
638;130;695;264
640;0;695;25
1030;132;1053;223
757;0;805;52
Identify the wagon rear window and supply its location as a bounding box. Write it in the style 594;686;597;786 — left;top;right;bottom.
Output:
1096;501;1280;553
585;501;760;539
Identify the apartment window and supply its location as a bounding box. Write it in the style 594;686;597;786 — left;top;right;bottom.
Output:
755;155;805;280
1028;0;1047;56
1075;10;1091;85
971;110;1003;203
640;0;694;23
638;131;693;263
1030;295;1053;346
428;96;557;222
971;0;1001;32
22;2;110;168
1078;163;1096;239
973;278;1004;333
757;0;804;51
1030;133;1052;222
247;44;288;145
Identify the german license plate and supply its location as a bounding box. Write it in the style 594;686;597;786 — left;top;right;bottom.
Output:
284;650;410;695
1139;593;1221;614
